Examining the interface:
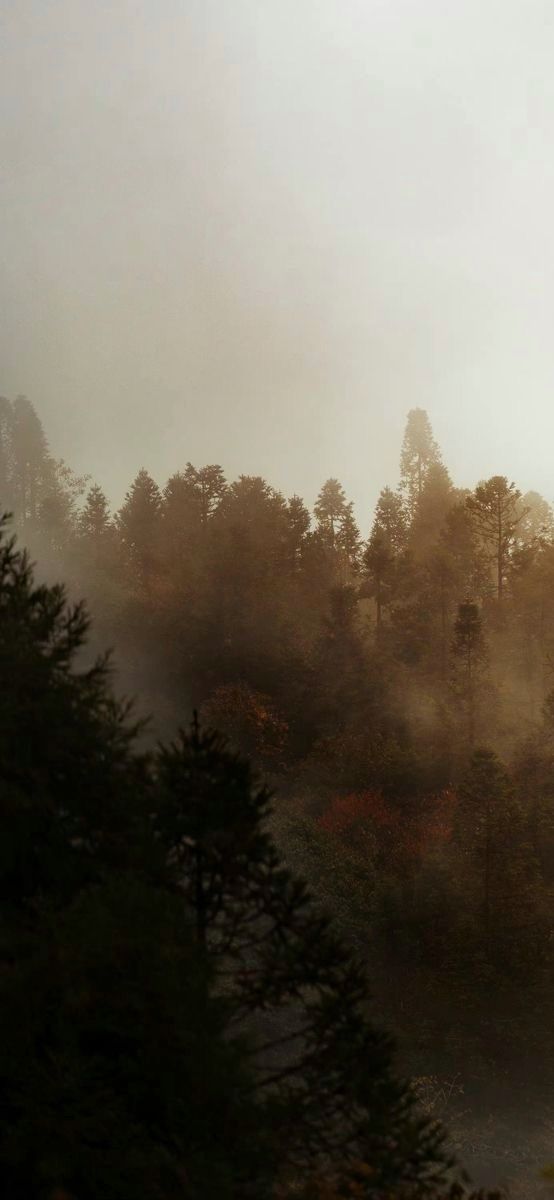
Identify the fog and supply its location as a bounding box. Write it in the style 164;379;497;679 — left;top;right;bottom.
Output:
6;7;554;1192
2;0;554;518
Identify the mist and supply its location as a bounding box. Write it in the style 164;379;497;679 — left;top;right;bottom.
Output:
2;0;554;517
4;4;554;1197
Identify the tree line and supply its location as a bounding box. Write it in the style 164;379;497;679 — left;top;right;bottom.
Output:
2;394;554;1188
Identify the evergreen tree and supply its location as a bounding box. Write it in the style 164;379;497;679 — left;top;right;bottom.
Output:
336;502;361;572
466;476;526;601
453;748;545;976
450;600;488;746
440;499;489;600
117;468;162;581
160;469;203;563
423;547;459;681
364;487;407;626
285;493;311;569
0;513;146;907
399;409;441;519
314;480;360;580
1;879;267;1200
79;483;112;540
215;475;290;576
314;479;350;551
0;515;268;1198
9;395;52;527
193;463;228;525
0;513;454;1199
163;463;227;535
516;490;554;549
0;396;14;510
39;458;88;550
154;718;450;1195
409;461;454;559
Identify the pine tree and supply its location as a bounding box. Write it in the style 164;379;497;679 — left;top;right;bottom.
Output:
9;395;51;526
450;600;488;746
79;483;112;540
286;493;311;569
453;748;545;976
0;514;268;1198
364;487;407;626
215;474;290;575
314;479;350;550
193;463;227;524
314;480;360;578
117;467;162;581
516;490;554;550
0;396;14;511
0;514;453;1197
0;513;145;907
160;469;202;563
409;460;454;559
336;502;361;571
154;717;450;1194
466;476;526;601
423;546;459;681
39;458;88;549
399;408;441;519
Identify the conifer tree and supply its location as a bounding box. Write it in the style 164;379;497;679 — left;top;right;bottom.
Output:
79;483;112;540
399;408;441;519
0;514;269;1199
9;395;52;526
215;475;290;576
424;546;459;680
154;717;450;1194
454;748;545;975
450;600;488;746
117;467;162;581
286;493;311;569
0;396;14;510
0;512;454;1199
160;470;202;562
516;490;554;549
466;476;526;601
364;486;407;625
336;502;361;571
409;460;454;559
39;458;88;549
314;479;350;550
193;463;228;524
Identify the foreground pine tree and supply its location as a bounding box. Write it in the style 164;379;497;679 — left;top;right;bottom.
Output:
0;513;266;1198
0;512;466;1197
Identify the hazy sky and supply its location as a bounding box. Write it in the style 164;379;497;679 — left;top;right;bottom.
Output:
2;0;554;527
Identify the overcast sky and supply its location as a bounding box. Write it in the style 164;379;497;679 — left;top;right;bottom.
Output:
1;0;554;528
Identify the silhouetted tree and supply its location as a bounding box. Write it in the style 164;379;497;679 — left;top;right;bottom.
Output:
79;483;112;540
0;514;454;1197
399;408;441;519
466;476;526;601
364;486;407;626
154;718;450;1193
286;493;311;569
409;461;454;559
117;467;162;582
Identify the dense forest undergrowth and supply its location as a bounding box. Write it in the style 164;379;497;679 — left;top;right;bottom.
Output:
2;394;554;1194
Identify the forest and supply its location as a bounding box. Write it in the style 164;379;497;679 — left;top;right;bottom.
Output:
1;394;554;1196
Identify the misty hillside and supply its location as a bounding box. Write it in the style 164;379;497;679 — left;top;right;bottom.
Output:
2;395;554;1194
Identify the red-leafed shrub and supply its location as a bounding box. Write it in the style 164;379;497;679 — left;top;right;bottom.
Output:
318;788;456;874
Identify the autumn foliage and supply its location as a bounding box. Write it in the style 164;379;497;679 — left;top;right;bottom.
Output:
318;788;456;873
